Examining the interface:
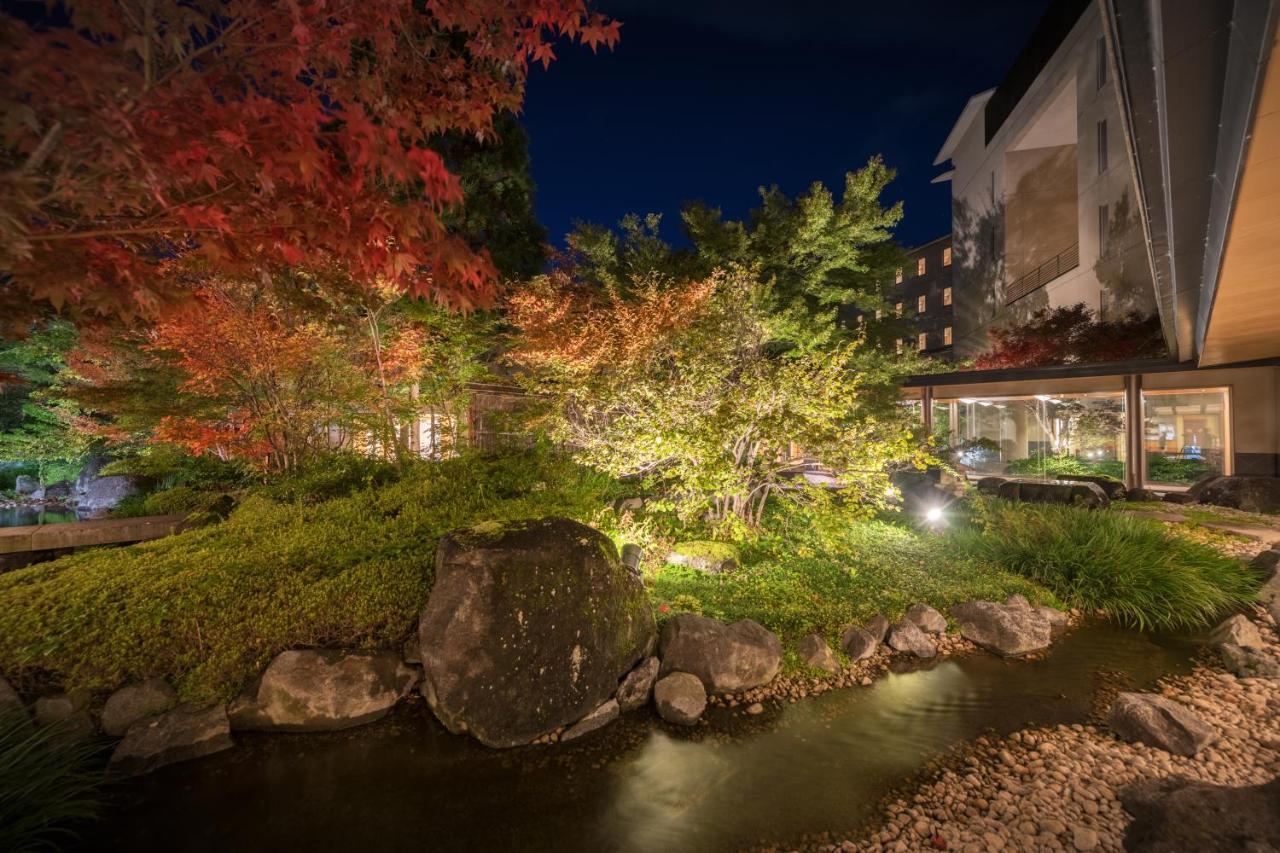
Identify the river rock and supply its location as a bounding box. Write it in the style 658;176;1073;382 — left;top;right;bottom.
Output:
0;675;25;720
1120;774;1280;851
886;619;937;659
1209;614;1264;650
1107;692;1216;756
1195;475;1280;513
561;699;620;742
1252;549;1280;578
1035;605;1070;638
865;614;890;644
110;705;233;777
659;614;781;693
78;474;143;513
33;690;94;740
996;478;1109;509
905;603;947;635
950;600;1051;657
1218;643;1280;678
14;474;40;496
797;632;840;673
1260;570;1280;626
101;678;177;736
616;657;659;712
229;649;417;732
975;476;1007;495
841;626;879;661
418;517;655;748
1127;487;1161;502
42;480;72;500
653;672;706;726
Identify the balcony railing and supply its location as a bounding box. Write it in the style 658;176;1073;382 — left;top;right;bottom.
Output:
1005;242;1079;305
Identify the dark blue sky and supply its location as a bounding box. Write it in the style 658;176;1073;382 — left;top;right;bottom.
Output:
521;0;1054;250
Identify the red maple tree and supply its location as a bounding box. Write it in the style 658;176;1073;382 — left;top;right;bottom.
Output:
0;0;618;328
973;304;1166;370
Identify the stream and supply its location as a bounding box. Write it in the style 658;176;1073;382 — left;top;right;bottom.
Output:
89;622;1202;852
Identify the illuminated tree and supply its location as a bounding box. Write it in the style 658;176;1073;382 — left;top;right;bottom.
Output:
974;303;1165;369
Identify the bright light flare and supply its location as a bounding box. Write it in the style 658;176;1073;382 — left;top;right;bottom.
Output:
924;506;943;523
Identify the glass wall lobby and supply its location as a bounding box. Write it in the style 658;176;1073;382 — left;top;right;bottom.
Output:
929;387;1231;488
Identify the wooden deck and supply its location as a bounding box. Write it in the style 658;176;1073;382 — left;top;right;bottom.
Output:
0;514;189;556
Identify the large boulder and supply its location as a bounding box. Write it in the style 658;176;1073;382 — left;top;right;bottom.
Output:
78;474;143;513
418;517;655;748
886;619;936;659
101;678;177;737
1195;475;1280;513
616;657;660;713
1107;692;1216;756
653;672;706;726
110;705;233;776
1120;775;1280;852
14;474;40;497
658;614;781;693
841;627;880;661
950;600;1052;657
42;480;72;501
797;632;840;673
33;690;94;740
1055;473;1127;500
1218;643;1280;678
229;649;416;732
905;603;947;635
1209;615;1264;650
996;478;1109;509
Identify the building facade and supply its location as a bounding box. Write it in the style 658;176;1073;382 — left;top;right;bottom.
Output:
844;234;956;360
916;0;1280;489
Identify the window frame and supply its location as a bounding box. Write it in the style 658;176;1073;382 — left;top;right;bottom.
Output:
943;286;953;306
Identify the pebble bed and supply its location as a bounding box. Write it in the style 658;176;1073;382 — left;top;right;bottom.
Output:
803;605;1280;853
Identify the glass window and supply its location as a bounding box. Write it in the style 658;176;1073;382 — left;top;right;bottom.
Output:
1142;389;1229;486
895;268;903;284
896;338;903;354
931;392;1127;480
943;326;952;345
917;294;927;313
917;257;926;276
895;301;903;317
917;332;927;351
943;246;952;266
875;308;883;320
1096;36;1108;89
1097;119;1108;173
943;286;953;306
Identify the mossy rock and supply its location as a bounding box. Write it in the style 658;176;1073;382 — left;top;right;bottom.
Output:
665;541;740;574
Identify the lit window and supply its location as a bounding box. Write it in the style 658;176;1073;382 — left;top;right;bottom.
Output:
895;268;903;284
895;302;903;317
1097;119;1108;173
917;332;928;351
943;287;953;306
917;257;926;276
895;338;903;354
944;326;953;345
875;308;883;320
917;294;927;313
943;246;952;266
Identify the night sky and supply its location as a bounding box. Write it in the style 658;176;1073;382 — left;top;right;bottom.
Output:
521;0;1054;251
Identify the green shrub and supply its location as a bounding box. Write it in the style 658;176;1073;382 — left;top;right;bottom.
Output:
253;453;405;504
0;713;103;851
0;449;623;704
1146;455;1214;485
955;499;1257;630
1005;455;1125;480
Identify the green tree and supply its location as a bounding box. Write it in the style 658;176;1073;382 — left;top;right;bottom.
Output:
0;321;90;483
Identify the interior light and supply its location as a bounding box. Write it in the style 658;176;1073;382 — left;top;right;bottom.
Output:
1034;394;1052;401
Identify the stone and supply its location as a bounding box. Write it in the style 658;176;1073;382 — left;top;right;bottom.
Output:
418;517;655;748
1161;492;1194;505
1071;826;1099;851
14;474;40;496
1260;570;1280;626
616;657;660;712
1218;643;1280;678
1209;614;1264;650
745;702;764;715
996;478;1109;509
797;632;840;673
1187;473;1222;501
865;614;890;644
659;613;781;693
33;690;94;740
975;476;1007;495
653;672;706;726
950;600;1052;657
905;603;947;635
1034;605;1070;639
229;649;417;732
101;678;177;737
1004;594;1031;611
664;541;738;574
1251;549;1280;579
78;474;143;513
1120;775;1280;852
1126;487;1161;502
560;699;620;742
42;480;72;500
1055;473;1126;500
886;619;937;659
1196;475;1280;514
0;674;26;720
841;626;879;662
109;705;233;777
1107;692;1216;756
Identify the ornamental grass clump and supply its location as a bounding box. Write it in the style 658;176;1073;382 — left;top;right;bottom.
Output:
0;713;103;852
956;499;1258;630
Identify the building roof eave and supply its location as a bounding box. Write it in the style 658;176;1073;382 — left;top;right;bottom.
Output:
933;89;994;166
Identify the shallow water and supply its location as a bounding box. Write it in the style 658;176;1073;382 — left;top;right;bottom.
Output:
0;505;79;527
91;623;1201;853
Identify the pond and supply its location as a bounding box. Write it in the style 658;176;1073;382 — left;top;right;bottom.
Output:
89;623;1200;852
0;505;80;527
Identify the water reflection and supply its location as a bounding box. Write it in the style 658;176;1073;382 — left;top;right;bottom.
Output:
0;505;79;527
92;623;1199;853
